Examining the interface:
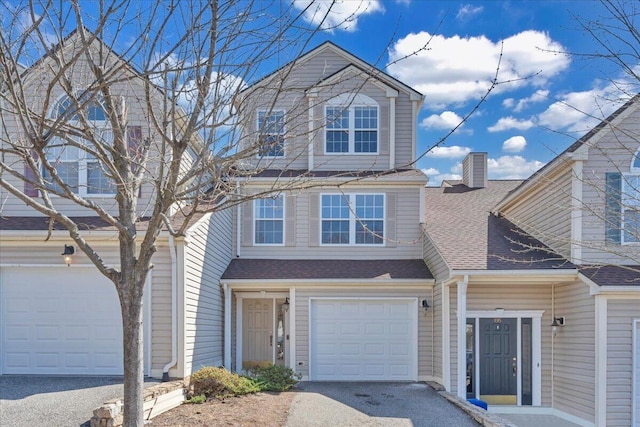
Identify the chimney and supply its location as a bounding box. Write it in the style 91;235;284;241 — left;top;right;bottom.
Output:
462;152;487;188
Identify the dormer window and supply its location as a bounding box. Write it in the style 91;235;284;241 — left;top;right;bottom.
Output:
43;94;115;196
257;110;285;158
325;94;378;154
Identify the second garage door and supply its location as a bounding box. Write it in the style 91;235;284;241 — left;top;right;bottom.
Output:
310;299;417;381
1;268;124;375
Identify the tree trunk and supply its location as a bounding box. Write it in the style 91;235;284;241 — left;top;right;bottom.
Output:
121;292;144;427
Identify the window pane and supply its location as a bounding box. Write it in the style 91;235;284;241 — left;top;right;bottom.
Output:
354;130;377;153
258;111;285;158
258;135;285;157
355;194;384;244
623;209;639;243
326;107;349;153
354;107;377;129
87;161;115;194
321;195;349;219
44;162;79;193
255;196;284;244
326;108;348;129
322;220;349;244
255;220;283;244
326;131;349;153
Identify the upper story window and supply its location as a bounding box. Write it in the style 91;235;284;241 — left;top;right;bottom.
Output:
622;148;640;244
257;110;285;158
254;195;284;245
325;94;378;154
321;193;384;245
44;95;115;195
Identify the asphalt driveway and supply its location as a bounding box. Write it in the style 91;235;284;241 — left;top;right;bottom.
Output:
286;382;480;427
0;376;159;427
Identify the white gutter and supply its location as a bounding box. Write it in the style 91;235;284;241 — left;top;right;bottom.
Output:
236;181;242;258
163;235;178;380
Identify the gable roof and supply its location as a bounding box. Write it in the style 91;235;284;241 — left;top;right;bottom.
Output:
423;181;575;271
241;41;424;103
221;258;433;281
580;265;640;287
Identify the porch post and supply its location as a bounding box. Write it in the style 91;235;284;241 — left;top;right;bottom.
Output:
223;283;232;370
457;276;469;399
290;287;296;372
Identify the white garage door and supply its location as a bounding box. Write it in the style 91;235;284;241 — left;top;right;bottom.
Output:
310;299;417;381
1;268;123;375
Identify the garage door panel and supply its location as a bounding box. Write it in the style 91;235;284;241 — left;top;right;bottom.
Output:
310;299;417;381
1;268;124;375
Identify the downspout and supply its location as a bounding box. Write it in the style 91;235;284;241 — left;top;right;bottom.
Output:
162;235;178;381
236;181;242;258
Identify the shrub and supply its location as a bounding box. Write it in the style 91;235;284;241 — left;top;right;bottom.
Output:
190;367;260;398
185;394;206;404
250;364;301;392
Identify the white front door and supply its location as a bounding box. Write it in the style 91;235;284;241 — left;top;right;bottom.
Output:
242;299;273;370
1;268;123;375
310;298;417;381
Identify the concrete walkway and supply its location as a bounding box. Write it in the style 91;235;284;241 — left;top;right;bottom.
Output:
500;413;583;427
286;382;480;427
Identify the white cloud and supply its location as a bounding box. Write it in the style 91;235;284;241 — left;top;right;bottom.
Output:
425;146;472;159
487;155;544;179
502;98;515;108
387;30;570;109
293;0;384;32
536;85;631;133
488;116;535;132
457;4;483;20
502;136;527;153
421;167;440;175
513;89;549;112
420;111;463;130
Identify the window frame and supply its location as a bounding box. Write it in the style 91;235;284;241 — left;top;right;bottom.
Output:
253;195;285;246
320;193;385;246
256;109;286;159
324;101;379;155
621;174;640;245
43;95;116;197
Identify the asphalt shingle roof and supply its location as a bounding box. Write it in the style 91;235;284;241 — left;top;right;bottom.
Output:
221;258;433;280
423;181;575;270
580;265;640;286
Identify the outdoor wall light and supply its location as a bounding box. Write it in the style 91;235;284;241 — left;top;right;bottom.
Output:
551;316;566;336
62;244;75;266
421;299;429;312
282;297;290;313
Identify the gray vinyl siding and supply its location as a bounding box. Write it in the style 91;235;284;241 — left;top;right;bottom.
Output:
554;280;596;423
292;287;433;380
0;240;172;376
579;110;640;264
240;48;417;173
240;185;423;259
606;299;639;427
0;42;166;218
422;230;451;282
501;167;573;260
183;209;233;376
394;92;415;167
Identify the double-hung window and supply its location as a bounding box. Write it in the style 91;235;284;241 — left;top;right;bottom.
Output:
325;94;378;154
44;95;115;195
254;195;284;245
257;110;285;158
321;193;384;245
622;151;640;244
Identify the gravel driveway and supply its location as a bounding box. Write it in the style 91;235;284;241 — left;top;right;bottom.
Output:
0;376;159;427
286;382;480;427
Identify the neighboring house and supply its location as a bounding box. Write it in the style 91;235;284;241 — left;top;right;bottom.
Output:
0;30;232;380
219;41;434;382
421;96;640;426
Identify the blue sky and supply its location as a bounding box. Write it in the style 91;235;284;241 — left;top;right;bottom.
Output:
292;0;638;185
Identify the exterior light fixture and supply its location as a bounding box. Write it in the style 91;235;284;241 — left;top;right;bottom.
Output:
62;245;75;266
421;299;429;312
551;316;565;337
282;297;290;313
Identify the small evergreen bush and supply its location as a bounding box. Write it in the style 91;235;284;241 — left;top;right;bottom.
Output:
185;394;206;404
250;364;301;392
190;367;260;398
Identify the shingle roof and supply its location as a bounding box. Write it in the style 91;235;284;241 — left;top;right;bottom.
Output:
580;265;640;287
424;181;575;270
221;259;433;280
